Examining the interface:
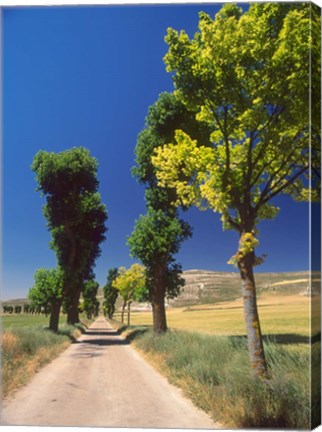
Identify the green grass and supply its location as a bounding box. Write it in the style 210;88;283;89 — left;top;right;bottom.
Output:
2;314;55;329
133;329;314;429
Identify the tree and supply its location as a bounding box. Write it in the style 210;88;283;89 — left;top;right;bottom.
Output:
103;268;119;319
32;147;107;325
28;268;63;332
128;209;190;332
112;264;147;324
14;306;22;314
151;3;318;376
82;279;100;319
129;92;208;332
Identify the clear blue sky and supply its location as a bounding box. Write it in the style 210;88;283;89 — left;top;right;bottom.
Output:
3;4;311;300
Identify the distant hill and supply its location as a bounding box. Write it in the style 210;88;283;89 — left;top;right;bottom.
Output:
168;269;315;307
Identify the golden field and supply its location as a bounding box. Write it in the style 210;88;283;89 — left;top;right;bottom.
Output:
130;293;317;338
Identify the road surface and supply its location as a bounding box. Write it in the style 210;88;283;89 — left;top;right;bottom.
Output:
2;317;217;428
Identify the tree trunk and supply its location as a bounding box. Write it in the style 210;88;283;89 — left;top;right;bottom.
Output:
121;300;127;323
238;251;268;378
67;287;81;325
65;223;79;325
151;262;167;333
127;301;132;326
49;299;62;332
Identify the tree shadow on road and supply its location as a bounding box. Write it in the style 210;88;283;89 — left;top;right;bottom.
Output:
78;338;129;346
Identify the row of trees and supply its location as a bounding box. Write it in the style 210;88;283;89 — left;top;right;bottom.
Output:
127;2;320;378
102;264;147;323
2;305;47;314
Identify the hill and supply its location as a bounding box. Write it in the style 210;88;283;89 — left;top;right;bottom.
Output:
168;269;314;307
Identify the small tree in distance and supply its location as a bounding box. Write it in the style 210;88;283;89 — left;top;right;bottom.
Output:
82;279;100;320
103;268;119;319
112;264;147;324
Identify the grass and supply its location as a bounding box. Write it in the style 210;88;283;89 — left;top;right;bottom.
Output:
133;329;315;429
1;314;92;398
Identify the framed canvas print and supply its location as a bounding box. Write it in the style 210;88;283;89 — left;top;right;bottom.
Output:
1;0;321;430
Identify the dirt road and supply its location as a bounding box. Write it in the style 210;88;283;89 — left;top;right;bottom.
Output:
2;317;217;428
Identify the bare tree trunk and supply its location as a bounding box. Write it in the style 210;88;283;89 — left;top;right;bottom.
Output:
121;300;127;323
151;262;167;333
49;299;62;332
127;301;131;326
238;251;268;378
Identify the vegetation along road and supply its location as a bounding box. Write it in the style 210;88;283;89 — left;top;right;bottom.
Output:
2;317;217;428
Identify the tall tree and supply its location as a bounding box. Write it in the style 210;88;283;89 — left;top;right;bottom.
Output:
28;268;63;332
152;3;318;376
103;268;119;319
129;92;209;332
32;147;107;325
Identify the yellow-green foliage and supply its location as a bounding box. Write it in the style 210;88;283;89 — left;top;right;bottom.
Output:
152;2;318;270
112;263;147;303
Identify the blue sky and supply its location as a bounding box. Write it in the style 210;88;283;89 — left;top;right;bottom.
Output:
2;4;312;300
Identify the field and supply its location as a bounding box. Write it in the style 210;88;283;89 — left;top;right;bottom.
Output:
129;294;313;339
3;314;54;329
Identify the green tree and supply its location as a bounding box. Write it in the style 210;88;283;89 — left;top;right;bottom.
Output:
82;279;100;319
28;268;64;332
152;3;319;376
129;92;206;333
112;264;147;323
32;147;107;325
128;209;190;332
103;268;119;319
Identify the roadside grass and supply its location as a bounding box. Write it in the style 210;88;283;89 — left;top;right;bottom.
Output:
133;329;314;429
109;293;316;429
1;314;92;398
